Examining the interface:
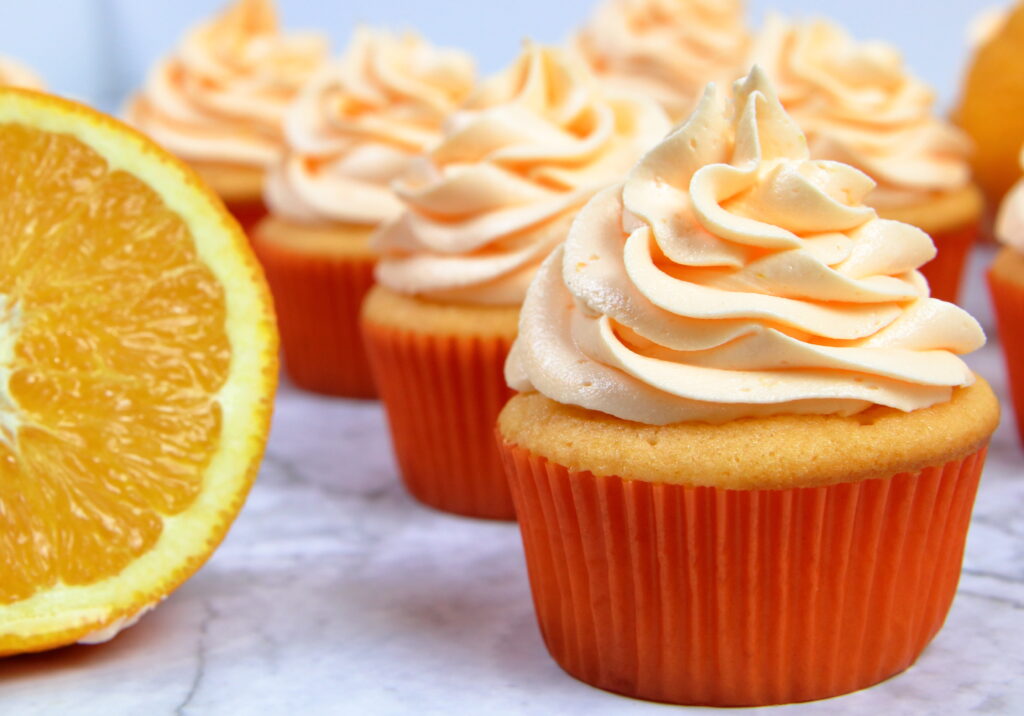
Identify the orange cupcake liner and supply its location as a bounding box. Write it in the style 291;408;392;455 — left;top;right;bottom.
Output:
920;221;978;303
363;320;515;519
498;440;990;706
253;234;377;398
989;268;1024;445
223;197;267;237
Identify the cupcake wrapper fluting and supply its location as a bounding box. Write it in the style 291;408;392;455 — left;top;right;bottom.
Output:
989;267;1024;445
224;197;268;238
364;320;516;519
253;235;377;398
920;222;978;304
498;440;989;706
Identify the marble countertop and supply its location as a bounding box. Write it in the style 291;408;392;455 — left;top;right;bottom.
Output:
3;248;1023;715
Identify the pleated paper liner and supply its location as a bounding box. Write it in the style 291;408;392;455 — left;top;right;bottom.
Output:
252;230;377;398
499;441;990;706
989;255;1024;445
224;197;268;238
363;319;516;520
919;221;978;304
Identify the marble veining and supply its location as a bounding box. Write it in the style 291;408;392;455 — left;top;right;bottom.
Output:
2;249;1023;715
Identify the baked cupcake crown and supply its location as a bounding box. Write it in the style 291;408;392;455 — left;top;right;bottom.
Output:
264;26;476;225
572;0;750;122
126;0;328;168
507;67;984;425
372;43;670;306
752;14;970;208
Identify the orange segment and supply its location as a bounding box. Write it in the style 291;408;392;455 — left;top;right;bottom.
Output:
0;88;277;655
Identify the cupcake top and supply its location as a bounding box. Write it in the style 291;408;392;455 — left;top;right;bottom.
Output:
0;57;43;90
572;0;750;122
264;27;476;227
506;67;983;426
126;0;327;169
372;44;671;306
753;15;971;210
995;145;1024;253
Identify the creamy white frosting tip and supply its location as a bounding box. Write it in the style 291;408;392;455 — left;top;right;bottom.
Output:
996;146;1024;254
373;44;671;305
753;15;971;209
0;57;44;90
506;67;984;425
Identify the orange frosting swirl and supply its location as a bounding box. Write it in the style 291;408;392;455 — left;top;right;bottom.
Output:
372;45;671;306
264;27;475;226
126;0;327;168
506;68;983;425
753;15;971;209
572;0;750;121
0;57;43;90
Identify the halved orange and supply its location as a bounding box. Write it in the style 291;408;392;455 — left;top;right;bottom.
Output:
0;88;277;655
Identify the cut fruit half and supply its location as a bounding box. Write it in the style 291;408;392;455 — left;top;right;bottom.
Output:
0;88;278;656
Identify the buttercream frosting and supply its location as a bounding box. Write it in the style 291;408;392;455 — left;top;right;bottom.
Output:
126;0;327;168
264;27;475;226
506;67;983;425
996;146;1024;253
0;57;43;90
572;0;750;121
372;45;671;306
753;15;971;210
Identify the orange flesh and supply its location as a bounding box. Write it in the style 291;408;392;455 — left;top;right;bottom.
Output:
0;123;229;604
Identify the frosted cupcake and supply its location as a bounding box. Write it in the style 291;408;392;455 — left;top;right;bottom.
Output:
362;45;669;519
990;145;1024;446
498;67;998;705
126;0;327;230
0;57;44;90
254;28;475;398
572;0;750;122
754;16;981;303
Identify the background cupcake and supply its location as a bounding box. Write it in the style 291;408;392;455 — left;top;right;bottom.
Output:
989;145;1024;447
754;15;980;303
498;68;997;706
0;56;43;90
255;27;475;398
363;44;669;519
125;0;327;231
571;0;750;122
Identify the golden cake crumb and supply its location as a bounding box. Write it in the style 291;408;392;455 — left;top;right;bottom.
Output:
255;215;376;259
362;284;520;338
498;378;1000;489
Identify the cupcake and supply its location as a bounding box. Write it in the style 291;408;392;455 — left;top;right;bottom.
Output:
0;57;44;90
956;2;1024;210
754;16;981;303
497;67;998;705
989;146;1024;446
254;28;475;398
126;0;327;231
571;0;750;122
362;45;670;519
